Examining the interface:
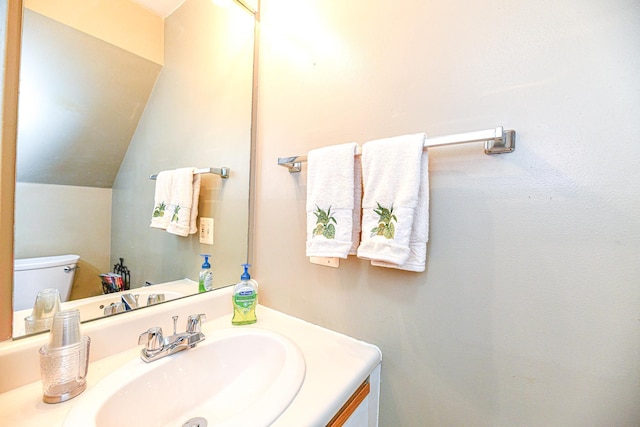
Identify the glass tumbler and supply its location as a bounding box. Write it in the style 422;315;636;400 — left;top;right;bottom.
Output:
24;288;61;334
39;335;91;403
39;310;89;403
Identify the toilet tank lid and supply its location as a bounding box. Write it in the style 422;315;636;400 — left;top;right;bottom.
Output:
14;254;81;271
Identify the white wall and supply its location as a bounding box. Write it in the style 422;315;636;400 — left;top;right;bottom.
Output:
254;0;640;425
18;9;161;188
14;183;111;299
111;0;254;288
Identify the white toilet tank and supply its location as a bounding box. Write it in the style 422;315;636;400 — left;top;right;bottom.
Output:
13;254;80;311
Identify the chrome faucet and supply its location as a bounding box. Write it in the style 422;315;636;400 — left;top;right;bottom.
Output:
103;293;139;315
121;293;140;310
137;314;206;363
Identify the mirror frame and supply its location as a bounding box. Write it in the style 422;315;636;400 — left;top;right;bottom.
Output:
0;0;260;342
0;0;23;341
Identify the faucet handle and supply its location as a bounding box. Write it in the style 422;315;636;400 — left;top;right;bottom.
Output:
104;302;125;316
186;313;206;333
138;326;164;352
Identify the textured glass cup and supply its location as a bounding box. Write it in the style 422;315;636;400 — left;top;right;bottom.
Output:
39;335;90;403
24;316;54;335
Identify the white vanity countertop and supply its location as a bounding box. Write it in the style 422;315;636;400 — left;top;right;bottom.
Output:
0;289;381;426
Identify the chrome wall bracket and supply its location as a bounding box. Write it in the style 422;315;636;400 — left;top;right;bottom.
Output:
277;157;304;173
484;129;515;154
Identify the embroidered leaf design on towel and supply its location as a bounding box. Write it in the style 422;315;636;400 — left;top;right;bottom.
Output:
370;202;397;239
153;202;166;218
171;205;181;223
313;206;337;239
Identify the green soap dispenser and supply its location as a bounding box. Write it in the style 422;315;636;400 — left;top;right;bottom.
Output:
198;254;213;292
232;264;258;325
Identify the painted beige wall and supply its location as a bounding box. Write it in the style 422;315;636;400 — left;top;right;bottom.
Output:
254;0;640;425
111;0;254;288
24;0;163;64
18;9;161;188
14;183;111;299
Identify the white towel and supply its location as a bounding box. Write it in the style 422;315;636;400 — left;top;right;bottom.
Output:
306;142;360;259
371;150;429;272
357;133;427;267
150;170;173;230
166;167;201;237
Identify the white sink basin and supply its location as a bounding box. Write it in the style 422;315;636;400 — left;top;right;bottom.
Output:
63;328;306;427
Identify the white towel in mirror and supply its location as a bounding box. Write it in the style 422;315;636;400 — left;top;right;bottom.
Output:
166;167;201;237
150;170;173;230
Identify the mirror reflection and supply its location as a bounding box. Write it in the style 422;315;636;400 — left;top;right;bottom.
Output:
12;0;255;338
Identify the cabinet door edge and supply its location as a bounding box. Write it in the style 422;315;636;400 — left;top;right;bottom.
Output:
327;378;371;427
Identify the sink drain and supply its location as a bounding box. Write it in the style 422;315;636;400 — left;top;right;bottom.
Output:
182;417;207;427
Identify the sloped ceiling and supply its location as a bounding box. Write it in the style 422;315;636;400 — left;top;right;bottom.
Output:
16;9;161;188
131;0;258;17
130;0;187;18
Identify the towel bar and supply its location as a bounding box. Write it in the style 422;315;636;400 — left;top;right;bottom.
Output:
277;127;515;172
149;167;230;180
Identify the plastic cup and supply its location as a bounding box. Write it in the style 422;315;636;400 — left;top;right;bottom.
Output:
49;309;82;349
31;288;61;320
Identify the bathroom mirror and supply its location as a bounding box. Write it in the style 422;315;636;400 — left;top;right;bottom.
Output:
9;0;257;338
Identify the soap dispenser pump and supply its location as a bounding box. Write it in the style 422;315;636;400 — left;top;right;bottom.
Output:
232;264;258;325
198;254;213;292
